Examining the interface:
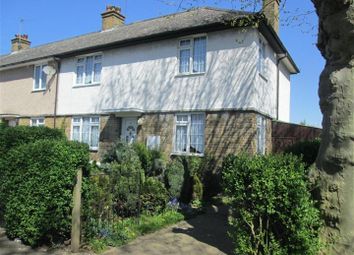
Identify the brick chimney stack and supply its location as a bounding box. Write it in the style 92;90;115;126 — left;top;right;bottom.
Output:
262;0;280;33
11;34;31;52
101;5;125;31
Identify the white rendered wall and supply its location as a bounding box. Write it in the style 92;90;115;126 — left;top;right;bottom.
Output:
57;28;290;119
278;62;291;122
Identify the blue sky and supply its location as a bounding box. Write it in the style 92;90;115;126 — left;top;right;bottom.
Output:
0;0;324;127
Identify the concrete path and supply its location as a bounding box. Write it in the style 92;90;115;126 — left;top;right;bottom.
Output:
104;205;233;255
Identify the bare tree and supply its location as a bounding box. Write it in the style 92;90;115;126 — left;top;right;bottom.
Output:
159;0;354;253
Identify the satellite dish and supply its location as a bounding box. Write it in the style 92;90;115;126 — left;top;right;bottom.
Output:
43;65;56;76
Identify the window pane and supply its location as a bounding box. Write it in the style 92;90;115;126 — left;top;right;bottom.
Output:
72;126;80;141
34;66;41;89
180;39;190;47
190;114;204;153
94;55;102;61
179;49;190;73
82;117;90;144
90;126;99;148
93;62;102;83
193;37;206;73
76;65;84;84
91;117;99;123
73;117;81;123
177;115;188;122
175;126;187;152
77;58;84;64
257;116;266;154
85;56;93;84
41;65;47;89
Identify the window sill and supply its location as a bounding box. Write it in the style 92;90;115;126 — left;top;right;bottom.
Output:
32;89;46;93
73;83;100;88
171;152;204;157
175;72;206;78
259;73;268;82
89;148;99;152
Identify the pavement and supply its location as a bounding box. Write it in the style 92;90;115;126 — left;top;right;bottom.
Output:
103;205;233;255
0;204;233;255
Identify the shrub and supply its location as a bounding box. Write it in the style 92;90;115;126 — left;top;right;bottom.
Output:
0;126;65;155
192;175;203;202
284;139;320;167
0;140;89;246
165;159;185;199
140;177;169;214
132;143;153;173
101;160;144;218
102;140;140;164
222;154;321;255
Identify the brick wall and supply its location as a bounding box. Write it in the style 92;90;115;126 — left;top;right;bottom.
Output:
272;121;322;153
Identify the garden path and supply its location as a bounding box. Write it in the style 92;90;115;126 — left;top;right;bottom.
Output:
103;204;233;255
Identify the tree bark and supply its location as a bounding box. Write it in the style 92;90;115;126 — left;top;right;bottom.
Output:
312;0;354;254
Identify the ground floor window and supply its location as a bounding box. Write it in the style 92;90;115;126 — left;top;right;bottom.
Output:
31;117;45;127
257;115;266;154
71;116;100;150
174;113;205;155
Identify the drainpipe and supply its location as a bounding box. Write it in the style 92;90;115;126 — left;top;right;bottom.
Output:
276;53;287;120
53;58;61;128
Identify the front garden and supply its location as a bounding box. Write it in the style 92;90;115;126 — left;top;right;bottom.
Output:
0;124;322;254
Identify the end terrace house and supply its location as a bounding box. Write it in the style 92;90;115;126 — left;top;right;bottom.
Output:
0;2;299;162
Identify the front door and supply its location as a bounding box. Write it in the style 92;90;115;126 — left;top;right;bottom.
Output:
121;117;138;144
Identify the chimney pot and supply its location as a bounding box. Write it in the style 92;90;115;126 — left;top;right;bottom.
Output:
101;5;125;31
11;34;31;52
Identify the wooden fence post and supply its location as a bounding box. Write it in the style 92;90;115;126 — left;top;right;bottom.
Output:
71;168;82;252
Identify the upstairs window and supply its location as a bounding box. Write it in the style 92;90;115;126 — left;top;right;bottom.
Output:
178;36;206;74
258;39;267;78
33;65;47;91
72;116;100;150
174;113;205;155
31;117;45;127
75;54;102;86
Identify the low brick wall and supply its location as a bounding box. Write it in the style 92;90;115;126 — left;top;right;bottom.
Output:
272;121;322;153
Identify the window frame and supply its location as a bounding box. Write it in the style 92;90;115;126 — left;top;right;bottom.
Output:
71;116;100;150
173;112;205;156
31;117;45;127
258;38;268;80
177;35;207;75
256;115;267;155
74;53;103;87
33;64;47;91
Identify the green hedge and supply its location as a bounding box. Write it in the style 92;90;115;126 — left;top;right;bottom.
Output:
0;126;65;155
222;154;321;255
284;139;320;167
0;139;89;246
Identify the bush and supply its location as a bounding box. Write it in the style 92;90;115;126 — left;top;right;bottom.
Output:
0;126;65;155
165;159;185;199
132;143;153;173
102;140;140;164
101;161;144;218
222;154;321;255
284;139;320;167
0;140;89;246
192;175;203;202
140;177;168;214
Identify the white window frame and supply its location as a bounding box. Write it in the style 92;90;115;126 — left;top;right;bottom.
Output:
258;38;268;80
177;35;207;75
31;117;45;127
71;116;100;150
173;112;205;156
33;64;47;91
256;115;267;155
74;53;102;87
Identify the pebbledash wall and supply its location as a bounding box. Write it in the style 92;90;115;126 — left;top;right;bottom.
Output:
1;27;286;161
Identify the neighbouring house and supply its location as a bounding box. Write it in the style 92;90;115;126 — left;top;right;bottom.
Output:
0;2;299;162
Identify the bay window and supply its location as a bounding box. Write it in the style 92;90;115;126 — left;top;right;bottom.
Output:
174;113;205;155
72;116;100;150
256;115;266;154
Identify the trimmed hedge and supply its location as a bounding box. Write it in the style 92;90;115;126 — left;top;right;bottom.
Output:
222;154;321;255
284;139;320;167
0;139;89;246
0;126;65;155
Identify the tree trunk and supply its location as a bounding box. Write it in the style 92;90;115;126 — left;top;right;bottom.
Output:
312;0;354;254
